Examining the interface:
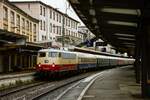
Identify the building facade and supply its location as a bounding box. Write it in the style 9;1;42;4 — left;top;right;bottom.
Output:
12;1;82;47
78;25;95;42
0;0;39;42
0;0;41;73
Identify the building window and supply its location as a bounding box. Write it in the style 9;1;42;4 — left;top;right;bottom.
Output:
30;22;32;32
50;9;52;19
40;20;42;30
33;24;36;33
66;29;68;35
22;18;25;29
69;30;70;36
33;24;36;41
73;21;74;28
60;27;61;35
40;6;42;15
16;15;20;26
57;27;59;34
53;11;55;20
34;38;36;42
62;16;63;23
42;35;44;40
16;15;20;32
26;21;29;31
42;35;46;40
3;6;8;20
67;19;69;26
71;21;73;28
69;20;70;27
50;37;52;40
59;15;61;23
75;23;77;29
66;18;67;26
53;24;55;33
43;21;45;31
60;27;62;35
10;11;15;32
10;11;15;24
50;23;52;33
57;13;58;22
43;7;46;16
22;18;25;34
71;32;73;36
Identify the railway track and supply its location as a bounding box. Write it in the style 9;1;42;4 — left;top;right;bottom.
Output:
0;81;45;97
32;69;110;100
0;71;100;100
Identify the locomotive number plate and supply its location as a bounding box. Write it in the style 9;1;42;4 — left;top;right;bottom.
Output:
44;60;49;63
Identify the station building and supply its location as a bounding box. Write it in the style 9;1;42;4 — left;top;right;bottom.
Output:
0;0;39;42
12;1;83;47
78;26;95;42
0;0;42;73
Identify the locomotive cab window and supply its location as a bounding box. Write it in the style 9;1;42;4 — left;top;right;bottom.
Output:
38;52;46;57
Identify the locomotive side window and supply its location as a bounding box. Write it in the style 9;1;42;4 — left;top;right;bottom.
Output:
38;52;46;57
49;52;58;57
61;53;76;59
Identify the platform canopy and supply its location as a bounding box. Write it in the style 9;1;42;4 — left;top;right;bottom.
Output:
0;29;26;46
68;0;143;55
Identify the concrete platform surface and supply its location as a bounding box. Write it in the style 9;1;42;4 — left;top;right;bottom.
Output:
82;65;147;100
0;72;35;80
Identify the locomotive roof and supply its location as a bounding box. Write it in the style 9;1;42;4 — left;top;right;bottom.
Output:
38;49;76;54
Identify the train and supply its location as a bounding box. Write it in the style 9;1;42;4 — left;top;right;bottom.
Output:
36;49;134;76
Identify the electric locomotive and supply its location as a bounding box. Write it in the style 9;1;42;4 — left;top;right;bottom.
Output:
37;49;78;74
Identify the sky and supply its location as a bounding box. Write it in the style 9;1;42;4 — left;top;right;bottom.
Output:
10;0;84;25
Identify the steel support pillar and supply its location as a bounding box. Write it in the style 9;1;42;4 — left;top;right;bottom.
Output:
134;38;141;84
140;16;150;98
141;31;150;97
140;0;150;97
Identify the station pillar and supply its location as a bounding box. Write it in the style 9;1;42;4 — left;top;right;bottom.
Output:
134;38;141;84
140;7;150;97
141;29;150;97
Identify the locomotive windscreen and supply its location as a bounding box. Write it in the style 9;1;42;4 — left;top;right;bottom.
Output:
38;52;46;57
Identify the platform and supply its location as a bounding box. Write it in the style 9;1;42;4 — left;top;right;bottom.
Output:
82;65;147;100
0;71;35;88
0;71;35;80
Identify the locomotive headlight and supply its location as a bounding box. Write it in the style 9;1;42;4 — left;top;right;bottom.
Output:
52;63;55;67
38;64;41;67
